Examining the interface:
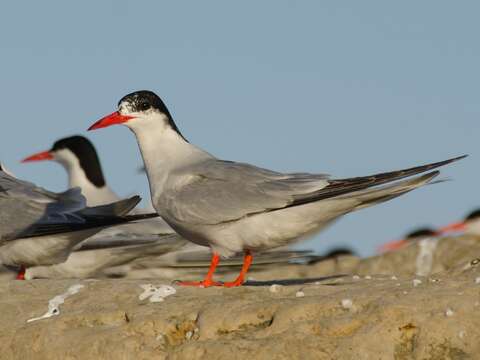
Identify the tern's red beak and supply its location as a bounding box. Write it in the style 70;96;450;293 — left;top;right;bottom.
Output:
377;239;408;253
439;222;466;234
21;150;54;163
88;111;134;131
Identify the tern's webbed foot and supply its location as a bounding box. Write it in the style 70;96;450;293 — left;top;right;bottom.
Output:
175;280;223;288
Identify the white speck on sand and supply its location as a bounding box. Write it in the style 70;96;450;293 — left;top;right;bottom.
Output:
269;284;282;293
27;284;84;323
295;291;305;298
341;299;353;309
412;279;422;287
352;275;360;280
391;275;398;280
139;284;176;303
475;277;480;284
445;308;454;317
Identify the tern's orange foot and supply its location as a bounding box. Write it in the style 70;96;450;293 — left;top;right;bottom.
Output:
222;279;245;288
16;266;26;280
175;280;223;288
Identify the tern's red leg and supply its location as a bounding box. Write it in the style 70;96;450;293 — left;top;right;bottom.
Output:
177;253;223;287
16;265;26;280
223;250;253;288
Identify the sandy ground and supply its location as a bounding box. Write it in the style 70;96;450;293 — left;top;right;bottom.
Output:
1;235;480;359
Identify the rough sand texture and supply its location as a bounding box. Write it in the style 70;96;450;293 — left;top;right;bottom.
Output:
1;235;480;359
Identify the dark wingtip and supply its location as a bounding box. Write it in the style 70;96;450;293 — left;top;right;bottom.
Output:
446;154;468;163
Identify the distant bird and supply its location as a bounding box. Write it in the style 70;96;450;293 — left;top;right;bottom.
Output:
22;135;172;233
378;227;438;253
440;209;480;236
0;168;155;279
22;135;122;206
88;89;465;287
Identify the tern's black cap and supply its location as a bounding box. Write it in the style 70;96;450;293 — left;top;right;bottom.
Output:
51;135;106;188
118;90;185;139
325;247;356;258
465;209;480;221
405;228;437;239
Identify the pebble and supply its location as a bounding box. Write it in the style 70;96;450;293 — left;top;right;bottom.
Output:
445;308;454;317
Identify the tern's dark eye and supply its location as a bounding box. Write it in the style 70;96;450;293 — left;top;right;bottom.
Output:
139;101;151;111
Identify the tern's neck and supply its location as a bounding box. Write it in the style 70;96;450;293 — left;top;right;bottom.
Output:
128;120;212;198
58;160;118;206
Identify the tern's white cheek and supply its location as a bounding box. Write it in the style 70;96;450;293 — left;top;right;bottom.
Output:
53;149;79;169
125;113;170;134
466;219;480;236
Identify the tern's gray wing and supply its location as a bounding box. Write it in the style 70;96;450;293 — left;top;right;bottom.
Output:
165;156;465;226
164;159;330;225
0;171;87;240
0;170;150;241
20;197;150;238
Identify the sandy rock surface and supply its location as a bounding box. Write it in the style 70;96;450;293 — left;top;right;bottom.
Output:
1;235;480;359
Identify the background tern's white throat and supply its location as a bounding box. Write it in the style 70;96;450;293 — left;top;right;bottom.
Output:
88;89;466;287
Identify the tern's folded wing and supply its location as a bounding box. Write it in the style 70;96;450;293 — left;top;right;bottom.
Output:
163;155;465;226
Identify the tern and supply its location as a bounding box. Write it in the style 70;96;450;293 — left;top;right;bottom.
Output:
88;90;465;287
378;227;438;253
21;136;306;278
440;209;480;236
22;135;136;207
0;167;156;279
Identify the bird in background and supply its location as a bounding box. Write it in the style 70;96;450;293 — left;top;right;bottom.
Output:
0;166;156;279
22;135;172;232
23;135;132;207
378;206;480;253
440;209;480;237
378;227;439;253
88;89;466;287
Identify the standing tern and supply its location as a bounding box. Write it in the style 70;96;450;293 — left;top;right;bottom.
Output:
440;209;480;236
88;90;466;287
0;167;156;279
20;136;307;278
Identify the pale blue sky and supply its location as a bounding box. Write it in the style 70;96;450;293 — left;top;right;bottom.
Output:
1;2;478;256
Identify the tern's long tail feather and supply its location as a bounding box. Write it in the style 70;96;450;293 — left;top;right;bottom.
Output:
342;171;441;211
289;155;466;208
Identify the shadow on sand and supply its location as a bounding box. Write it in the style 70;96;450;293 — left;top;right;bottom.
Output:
244;274;348;286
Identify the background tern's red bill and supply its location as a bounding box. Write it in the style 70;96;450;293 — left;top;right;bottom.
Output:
21;151;53;163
